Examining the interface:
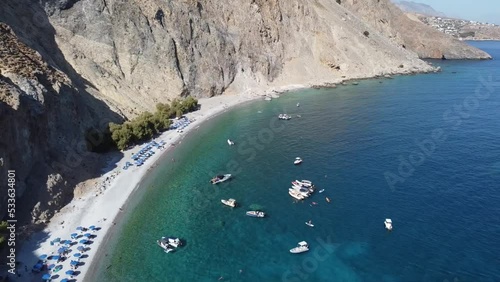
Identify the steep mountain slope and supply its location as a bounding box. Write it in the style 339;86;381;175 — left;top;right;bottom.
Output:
28;0;438;116
341;0;491;59
0;0;489;224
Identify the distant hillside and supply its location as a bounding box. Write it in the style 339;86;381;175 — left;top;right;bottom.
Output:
393;1;446;17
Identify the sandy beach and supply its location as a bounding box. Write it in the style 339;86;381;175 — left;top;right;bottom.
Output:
14;85;307;282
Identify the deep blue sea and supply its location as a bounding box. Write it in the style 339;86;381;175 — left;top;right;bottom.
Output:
95;41;500;282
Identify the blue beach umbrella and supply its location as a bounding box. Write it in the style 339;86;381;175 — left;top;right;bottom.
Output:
89;225;96;230
73;253;81;258
53;237;61;243
76;226;83;231
70;233;78;239
79;239;88;244
42;273;51;280
39;254;48;260
70;260;78;266
57;247;67;254
77;246;85;251
66;270;75;275
84;233;92;238
60;279;69;282
47;264;55;270
49;255;59;260
63;240;72;245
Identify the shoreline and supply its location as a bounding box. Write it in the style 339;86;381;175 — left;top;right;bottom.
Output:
14;85;298;282
15;69;436;282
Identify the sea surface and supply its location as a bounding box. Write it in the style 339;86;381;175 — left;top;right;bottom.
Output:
95;41;500;282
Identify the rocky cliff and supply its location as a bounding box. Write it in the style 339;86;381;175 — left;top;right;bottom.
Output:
340;0;492;59
0;0;491;224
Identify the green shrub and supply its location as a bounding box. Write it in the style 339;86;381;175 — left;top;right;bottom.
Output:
109;96;198;150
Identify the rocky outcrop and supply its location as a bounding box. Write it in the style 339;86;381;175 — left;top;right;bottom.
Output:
13;0;437;116
0;22;122;223
0;0;490;224
340;0;492;59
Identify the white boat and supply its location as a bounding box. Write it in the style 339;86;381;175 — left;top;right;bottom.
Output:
297;103;300;107
210;174;232;184
246;211;265;218
157;237;180;253
292;181;315;193
278;114;291;120
289;187;310;197
165;237;182;248
384;219;393;231
319;189;325;193
325;197;331;203
264;96;272;101
290;241;309;253
294;157;302;165
305;220;314;227
227;139;235;146
288;189;305;200
221;198;237;208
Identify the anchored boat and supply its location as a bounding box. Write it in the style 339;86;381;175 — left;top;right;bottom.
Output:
210;174;232;184
385;219;393;231
221;198;237;208
290;241;309;254
246;211;265;218
294;157;303;165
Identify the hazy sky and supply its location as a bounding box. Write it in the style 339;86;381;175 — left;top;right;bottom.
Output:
411;0;500;24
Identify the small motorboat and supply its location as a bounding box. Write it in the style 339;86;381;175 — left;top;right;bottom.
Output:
305;220;314;227
288;187;310;198
157;237;177;253
319;189;325;193
294;180;313;188
385;219;393;231
289;189;305;200
227;139;235;146
210;174;232;184
165;237;182;248
297;103;300;107
326;197;331;203
290;241;309;254
246;211;265;218
221;198;237;208
294;157;303;165
278;114;291;120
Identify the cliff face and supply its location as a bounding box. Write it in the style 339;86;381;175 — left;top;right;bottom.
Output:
0;0;490;224
23;0;436;116
340;0;492;59
0;19;121;223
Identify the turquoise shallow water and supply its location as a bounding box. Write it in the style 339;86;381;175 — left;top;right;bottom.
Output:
95;41;500;282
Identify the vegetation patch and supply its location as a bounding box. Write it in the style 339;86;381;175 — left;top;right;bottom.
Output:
109;96;199;150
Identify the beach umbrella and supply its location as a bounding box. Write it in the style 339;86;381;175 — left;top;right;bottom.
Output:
39;254;48;260
57;247;67;254
63;240;72;245
89;225;96;230
70;260;78;266
79;239;88;244
42;273;51;280
47;264;55;270
70;233;78;239
84;233;92;238
77;246;85;252
49;255;59;260
53;237;61;243
76;226;83;231
53;265;63;273
60;279;69;282
73;253;81;258
66;270;75;275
